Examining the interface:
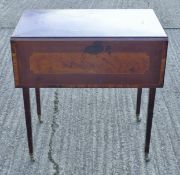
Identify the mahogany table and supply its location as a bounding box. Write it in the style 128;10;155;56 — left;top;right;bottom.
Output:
10;9;168;161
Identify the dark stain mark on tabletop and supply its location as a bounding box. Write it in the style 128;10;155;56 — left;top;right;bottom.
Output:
84;41;104;54
105;45;112;54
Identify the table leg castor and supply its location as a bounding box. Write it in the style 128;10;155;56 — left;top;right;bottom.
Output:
30;153;35;162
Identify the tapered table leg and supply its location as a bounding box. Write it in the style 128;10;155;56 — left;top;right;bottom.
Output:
136;88;142;122
22;88;34;161
144;88;156;162
35;88;42;123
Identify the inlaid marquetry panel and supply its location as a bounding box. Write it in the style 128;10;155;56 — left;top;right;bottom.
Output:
29;52;149;75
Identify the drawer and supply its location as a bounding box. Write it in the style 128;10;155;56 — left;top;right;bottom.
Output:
11;38;168;88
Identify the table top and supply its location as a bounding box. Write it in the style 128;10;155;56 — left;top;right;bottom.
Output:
12;9;167;38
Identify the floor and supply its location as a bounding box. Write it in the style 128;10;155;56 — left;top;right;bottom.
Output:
0;0;180;175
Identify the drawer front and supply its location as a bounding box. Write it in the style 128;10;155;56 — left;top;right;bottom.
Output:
11;39;167;88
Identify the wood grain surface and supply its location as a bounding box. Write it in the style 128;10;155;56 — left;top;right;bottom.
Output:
29;52;149;75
